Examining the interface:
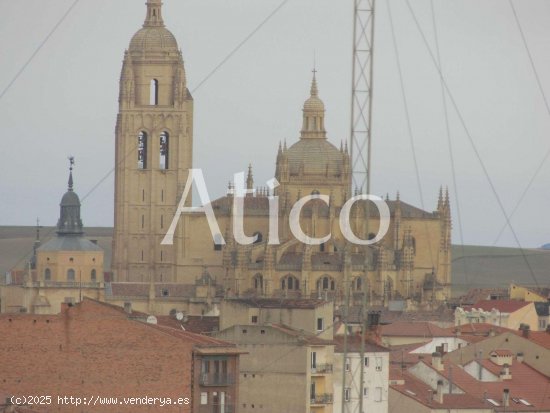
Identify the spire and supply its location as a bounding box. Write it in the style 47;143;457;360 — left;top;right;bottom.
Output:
68;156;74;191
144;0;165;28
444;186;450;207
437;186;443;210
301;70;326;139
311;69;319;97
57;157;84;236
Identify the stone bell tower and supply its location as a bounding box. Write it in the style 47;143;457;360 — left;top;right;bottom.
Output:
112;0;193;282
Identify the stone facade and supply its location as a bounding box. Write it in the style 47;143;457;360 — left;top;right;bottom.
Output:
111;0;452;306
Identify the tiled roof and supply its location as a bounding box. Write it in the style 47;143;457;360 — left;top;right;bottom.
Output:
381;321;451;338
491;349;514;357
0;298;239;412
418;356;550;411
156;315;220;334
471;300;530;313
391;371;488;410
228;297;329;309
527;331;550;350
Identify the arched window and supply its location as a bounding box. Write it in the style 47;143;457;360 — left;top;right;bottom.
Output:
138;131;148;169
159;131;169;169
44;268;51;281
67;269;75;281
354;276;362;291
253;274;263;292
317;275;335;291
411;237;417;254
91;269;97;281
281;275;300;291
150;79;159;105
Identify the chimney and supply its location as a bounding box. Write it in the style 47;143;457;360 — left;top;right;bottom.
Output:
502;389;510;407
519;323;530;338
433;380;444;404
516;352;524;363
431;352;444;371
500;363;511;380
124;302;132;314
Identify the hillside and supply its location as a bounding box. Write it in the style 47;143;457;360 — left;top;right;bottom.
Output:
1;226;548;297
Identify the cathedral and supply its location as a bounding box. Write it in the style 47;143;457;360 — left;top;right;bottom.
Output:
111;0;452;305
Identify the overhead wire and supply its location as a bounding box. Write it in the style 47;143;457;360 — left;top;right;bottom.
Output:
403;0;540;289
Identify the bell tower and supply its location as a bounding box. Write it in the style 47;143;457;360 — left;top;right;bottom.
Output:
112;0;193;282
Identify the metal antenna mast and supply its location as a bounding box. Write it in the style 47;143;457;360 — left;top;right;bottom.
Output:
349;0;376;194
342;0;376;412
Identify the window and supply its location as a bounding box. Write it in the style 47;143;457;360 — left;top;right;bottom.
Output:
67;269;75;281
200;392;207;405
345;357;351;372
317;275;335;291
137;131;148;169
251;316;258;324
253;274;263;292
317;317;324;331
375;387;382;402
375;357;383;371
355;277;362;291
363;387;369;398
161;289;169;297
344;388;351;402
141;214;145;229
311;351;317;369
44;268;51;281
281;274;300;291
160;215;164;229
150;79;159;105
310;382;316;400
364;357;369;367
91;269;97;281
159;131;169;169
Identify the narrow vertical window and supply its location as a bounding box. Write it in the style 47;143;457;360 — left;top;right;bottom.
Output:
91;269;97;281
159;132;169;169
161;189;164;202
138;131;148;169
141;214;145;228
150;79;159;105
160;250;163;261
142;189;145;202
160;215;164;229
67;269;75;281
44;268;51;281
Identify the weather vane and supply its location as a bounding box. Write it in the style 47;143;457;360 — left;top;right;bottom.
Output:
68;156;75;171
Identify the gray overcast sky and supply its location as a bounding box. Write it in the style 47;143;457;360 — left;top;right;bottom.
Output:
0;0;549;248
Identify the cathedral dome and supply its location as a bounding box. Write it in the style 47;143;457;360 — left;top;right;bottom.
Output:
60;190;80;207
303;95;325;112
129;27;179;52
286;139;345;177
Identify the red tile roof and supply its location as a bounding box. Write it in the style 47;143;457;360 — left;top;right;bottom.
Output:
472;300;530;313
381;321;451;338
527;331;550;350
0;298;238;412
417;356;550;411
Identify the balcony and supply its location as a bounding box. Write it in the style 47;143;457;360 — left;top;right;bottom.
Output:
311;364;333;374
310;394;333;405
198;404;234;413
199;373;235;387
